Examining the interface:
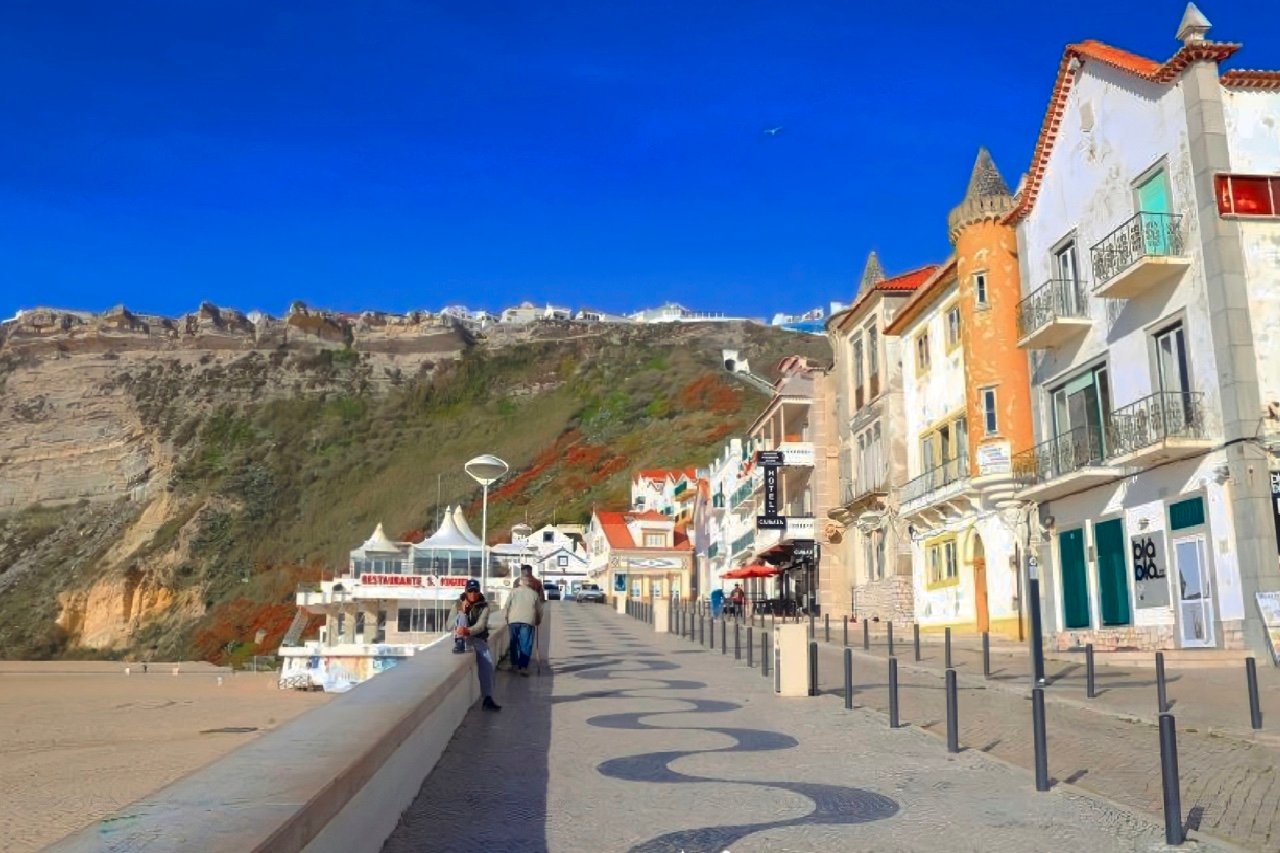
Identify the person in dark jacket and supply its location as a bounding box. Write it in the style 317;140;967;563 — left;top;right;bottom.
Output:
456;579;500;711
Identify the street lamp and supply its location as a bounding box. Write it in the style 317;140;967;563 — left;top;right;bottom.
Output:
464;454;509;592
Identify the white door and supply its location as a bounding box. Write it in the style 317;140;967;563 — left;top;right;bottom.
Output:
1174;536;1214;647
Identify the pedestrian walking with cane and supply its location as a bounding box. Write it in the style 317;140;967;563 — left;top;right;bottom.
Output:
504;568;543;677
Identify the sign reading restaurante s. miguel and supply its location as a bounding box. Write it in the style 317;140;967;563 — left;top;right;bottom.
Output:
359;574;469;588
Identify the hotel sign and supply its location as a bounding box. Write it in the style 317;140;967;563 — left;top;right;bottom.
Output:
359;574;469;589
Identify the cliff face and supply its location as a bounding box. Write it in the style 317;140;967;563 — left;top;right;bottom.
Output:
0;307;828;660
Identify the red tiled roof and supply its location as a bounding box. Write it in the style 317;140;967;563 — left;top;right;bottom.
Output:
830;264;940;334
1007;39;1242;224
629;510;670;522
882;258;960;336
1222;69;1280;89
595;510;635;548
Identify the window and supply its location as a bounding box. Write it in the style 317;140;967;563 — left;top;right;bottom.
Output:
852;334;864;408
867;323;880;398
973;272;988;307
557;555;569;566
864;529;885;581
927;538;959;585
981;387;998;435
915;332;931;372
1051;365;1112;456
644;532;665;547
1215;174;1279;217
946;305;962;351
543;531;555;543
1054;240;1082;313
1154;324;1190;396
397;608;427;632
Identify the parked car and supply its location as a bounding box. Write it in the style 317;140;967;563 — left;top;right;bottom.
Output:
576;583;606;604
545;583;562;601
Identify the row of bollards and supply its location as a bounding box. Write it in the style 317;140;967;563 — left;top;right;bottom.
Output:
653;605;1275;849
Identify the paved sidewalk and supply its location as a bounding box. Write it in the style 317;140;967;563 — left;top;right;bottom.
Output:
701;614;1279;852
384;604;1202;853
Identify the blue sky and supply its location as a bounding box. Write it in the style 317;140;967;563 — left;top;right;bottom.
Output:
2;1;1277;320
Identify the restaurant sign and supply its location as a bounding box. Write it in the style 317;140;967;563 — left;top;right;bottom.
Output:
360;574;469;588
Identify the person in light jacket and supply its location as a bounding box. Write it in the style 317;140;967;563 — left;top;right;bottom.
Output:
504;571;544;676
456;579;500;711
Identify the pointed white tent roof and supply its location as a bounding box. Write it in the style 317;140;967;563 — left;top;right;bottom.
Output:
360;522;400;553
417;506;482;550
452;506;483;546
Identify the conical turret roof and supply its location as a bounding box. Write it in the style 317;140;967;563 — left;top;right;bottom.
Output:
360;522;400;553
948;147;1015;242
856;251;886;296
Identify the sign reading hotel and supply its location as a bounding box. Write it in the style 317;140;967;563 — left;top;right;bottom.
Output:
359;574;469;589
757;450;783;529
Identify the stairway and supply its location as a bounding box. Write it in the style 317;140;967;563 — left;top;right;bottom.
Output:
281;607;309;647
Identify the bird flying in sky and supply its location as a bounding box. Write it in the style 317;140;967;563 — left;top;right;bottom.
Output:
763;126;783;136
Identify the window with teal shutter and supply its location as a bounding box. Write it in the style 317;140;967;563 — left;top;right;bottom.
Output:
1169;496;1205;531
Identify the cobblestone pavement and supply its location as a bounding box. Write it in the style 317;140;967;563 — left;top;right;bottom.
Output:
384;605;1203;853
709;613;1279;852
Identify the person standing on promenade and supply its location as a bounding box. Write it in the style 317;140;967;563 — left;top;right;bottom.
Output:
456;579;500;711
504;572;543;677
452;592;468;654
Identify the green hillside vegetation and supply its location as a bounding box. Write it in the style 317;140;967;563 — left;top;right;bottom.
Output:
0;323;829;662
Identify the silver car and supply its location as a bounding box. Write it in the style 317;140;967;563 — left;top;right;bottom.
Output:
576;583;606;604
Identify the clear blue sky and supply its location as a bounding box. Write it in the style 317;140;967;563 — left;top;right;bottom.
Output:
2;1;1277;320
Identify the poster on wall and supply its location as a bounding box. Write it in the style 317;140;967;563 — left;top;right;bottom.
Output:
976;441;1011;475
613;573;627;593
1257;591;1280;665
1131;532;1171;609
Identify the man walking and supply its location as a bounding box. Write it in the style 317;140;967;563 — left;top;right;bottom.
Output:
504;567;543;676
456;579;500;711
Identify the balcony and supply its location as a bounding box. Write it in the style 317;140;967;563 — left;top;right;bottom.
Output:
899;454;970;516
1090;212;1190;299
766;440;815;467
1017;278;1090;349
730;531;756;559
845;467;889;508
711;492;726;511
1014;426;1118;502
730;479;758;512
1107;392;1211;468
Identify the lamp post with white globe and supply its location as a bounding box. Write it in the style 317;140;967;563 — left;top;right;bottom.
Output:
464;454;509;592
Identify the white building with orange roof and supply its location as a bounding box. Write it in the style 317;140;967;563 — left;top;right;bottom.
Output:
585;509;694;604
1008;5;1280;656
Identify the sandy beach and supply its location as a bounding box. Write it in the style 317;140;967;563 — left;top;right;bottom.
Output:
0;661;331;853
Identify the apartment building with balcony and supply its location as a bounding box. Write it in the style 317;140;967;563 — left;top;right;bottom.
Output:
631;467;700;523
695;439;745;597
827;254;937;622
1008;6;1280;654
884;151;1035;640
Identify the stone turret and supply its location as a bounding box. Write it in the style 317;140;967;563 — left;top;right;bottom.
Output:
856;251;885;296
1176;2;1211;44
947;148;1015;244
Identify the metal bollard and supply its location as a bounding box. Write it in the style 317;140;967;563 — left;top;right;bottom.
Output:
1247;657;1263;730
1159;713;1184;845
761;633;769;679
888;657;900;728
945;627;952;669
709;616;715;650
982;632;990;679
1032;687;1049;792
945;668;959;753
1086;643;1096;699
701;616;707;646
721;618;727;655
808;640;819;697
843;648;854;709
775;640;781;694
1156;651;1168;713
914;623;921;661
888;621;895;657
863;618;870;650
747;627;754;667
825;613;830;644
843;615;849;647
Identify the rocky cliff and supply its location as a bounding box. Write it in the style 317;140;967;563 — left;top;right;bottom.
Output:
0;307;828;661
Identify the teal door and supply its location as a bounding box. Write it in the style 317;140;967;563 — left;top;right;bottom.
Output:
1095;519;1131;626
1136;170;1172;255
1059;529;1091;629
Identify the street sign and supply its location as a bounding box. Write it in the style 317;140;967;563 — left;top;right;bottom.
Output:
763;465;779;516
756;450;784;466
756;515;786;530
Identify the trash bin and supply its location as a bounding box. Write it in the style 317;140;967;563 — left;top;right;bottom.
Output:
710;589;725;618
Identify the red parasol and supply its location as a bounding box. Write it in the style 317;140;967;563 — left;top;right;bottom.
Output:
722;563;780;579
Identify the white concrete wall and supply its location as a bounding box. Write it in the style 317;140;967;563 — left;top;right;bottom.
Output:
1224;88;1280;409
1017;61;1224;439
900;284;965;478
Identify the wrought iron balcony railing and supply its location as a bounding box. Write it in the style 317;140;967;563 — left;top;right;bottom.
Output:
1090;212;1184;286
1012;425;1107;486
845;465;890;504
900;453;969;505
1107;391;1206;458
730;532;755;556
711;493;726;509
1017;278;1088;338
